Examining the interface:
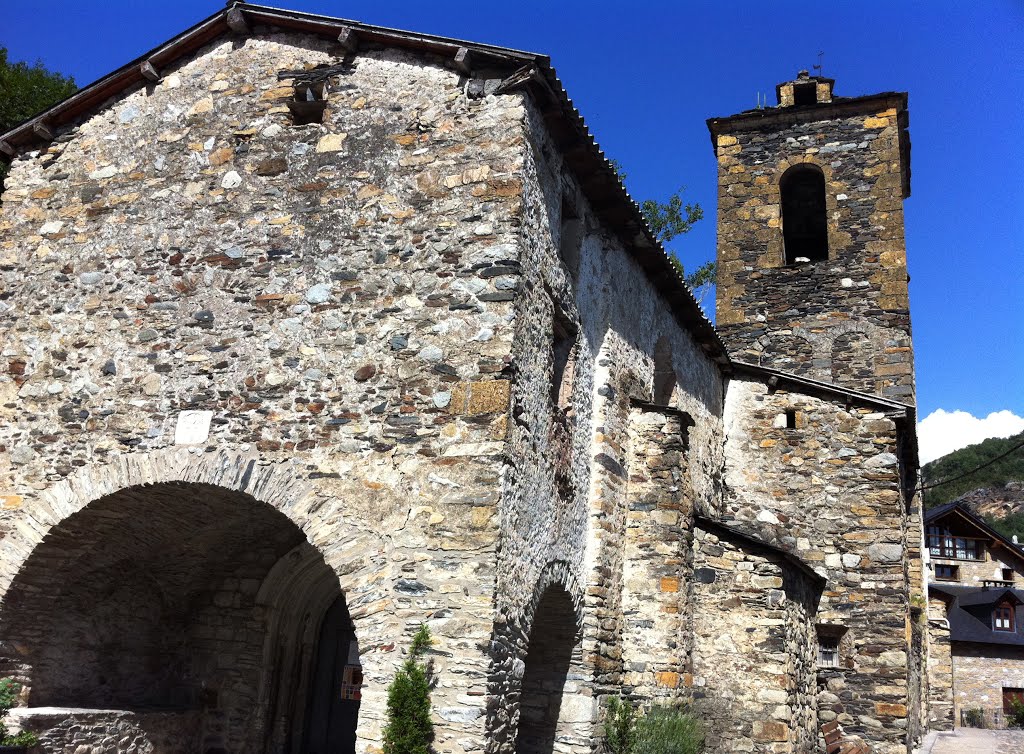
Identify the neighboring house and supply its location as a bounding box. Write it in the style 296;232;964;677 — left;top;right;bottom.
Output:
0;4;927;754
926;502;1024;728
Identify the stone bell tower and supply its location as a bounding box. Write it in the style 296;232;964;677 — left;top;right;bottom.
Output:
708;70;915;403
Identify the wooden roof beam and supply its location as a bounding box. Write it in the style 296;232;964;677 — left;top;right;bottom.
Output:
0;141;14;159
454;47;472;75
227;7;250;35
140;60;161;82
337;26;359;53
32;122;54;142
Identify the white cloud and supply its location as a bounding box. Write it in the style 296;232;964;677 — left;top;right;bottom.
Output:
917;409;1024;465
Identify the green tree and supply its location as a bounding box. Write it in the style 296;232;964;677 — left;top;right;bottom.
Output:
0;46;77;189
382;624;435;754
610;160;715;305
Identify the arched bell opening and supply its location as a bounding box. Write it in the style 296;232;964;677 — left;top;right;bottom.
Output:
780;164;828;264
0;481;359;754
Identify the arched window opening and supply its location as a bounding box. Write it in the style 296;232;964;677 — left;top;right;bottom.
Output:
652;336;677;405
781;165;828;264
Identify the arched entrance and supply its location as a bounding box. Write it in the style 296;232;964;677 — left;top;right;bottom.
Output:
515;585;581;754
0;481;360;753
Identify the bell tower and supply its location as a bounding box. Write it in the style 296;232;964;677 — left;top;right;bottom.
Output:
709;71;914;403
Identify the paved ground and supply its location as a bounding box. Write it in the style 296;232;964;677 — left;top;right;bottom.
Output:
922;727;1024;754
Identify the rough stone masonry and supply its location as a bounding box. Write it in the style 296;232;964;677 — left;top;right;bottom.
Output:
0;5;927;754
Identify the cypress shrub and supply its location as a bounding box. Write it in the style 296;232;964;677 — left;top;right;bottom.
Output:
382;625;435;754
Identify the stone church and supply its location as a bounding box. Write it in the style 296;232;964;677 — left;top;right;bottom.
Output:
0;4;928;753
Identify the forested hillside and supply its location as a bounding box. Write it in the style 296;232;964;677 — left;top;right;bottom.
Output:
921;431;1024;507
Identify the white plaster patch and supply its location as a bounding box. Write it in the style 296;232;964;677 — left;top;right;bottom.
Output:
174;411;214;445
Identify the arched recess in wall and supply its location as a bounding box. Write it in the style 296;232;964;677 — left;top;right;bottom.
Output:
515;583;584;754
780;164;828;264
0;481;359;754
652;336;677;405
761;333;819;377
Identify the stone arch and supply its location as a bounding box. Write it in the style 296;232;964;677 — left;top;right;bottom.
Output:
780;164;828;263
0;448;384;754
515;565;587;754
519;560;585;638
760;332;820;377
765;156;841;267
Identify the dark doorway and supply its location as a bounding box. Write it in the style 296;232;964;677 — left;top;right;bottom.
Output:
781;165;828;264
515;586;579;754
303;595;361;754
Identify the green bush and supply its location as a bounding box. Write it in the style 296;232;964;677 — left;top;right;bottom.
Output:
604;696;638;754
634;705;704;754
0;677;38;748
382;625;435;754
603;697;704;754
1008;698;1024;729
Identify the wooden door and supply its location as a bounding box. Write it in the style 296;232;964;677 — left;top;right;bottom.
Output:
303;597;361;754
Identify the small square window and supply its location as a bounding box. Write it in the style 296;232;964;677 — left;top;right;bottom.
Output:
1003;568;1014;582
934;564;959;581
818;636;840;668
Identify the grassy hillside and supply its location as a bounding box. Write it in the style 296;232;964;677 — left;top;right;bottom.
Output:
921;431;1024;508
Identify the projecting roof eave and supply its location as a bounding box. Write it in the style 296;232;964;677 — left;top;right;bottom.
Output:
925;502;1024;559
705;90;912;198
728;361;919;473
695;515;827;589
0;3;728;366
706;91;908;133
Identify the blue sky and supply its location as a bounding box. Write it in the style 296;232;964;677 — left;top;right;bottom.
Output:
3;1;1022;459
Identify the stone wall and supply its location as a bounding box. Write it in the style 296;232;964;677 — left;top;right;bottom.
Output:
926;597;955;730
0;30;524;754
690;522;822;754
723;376;919;754
485;90;725;751
620;406;693;700
950;643;1024;723
712;99;914;403
10;708;201;754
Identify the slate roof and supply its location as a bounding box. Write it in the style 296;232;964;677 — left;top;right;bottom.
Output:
931;583;1024;647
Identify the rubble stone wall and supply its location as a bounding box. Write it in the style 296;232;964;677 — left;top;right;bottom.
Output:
10;708;201;754
485;92;725;751
690;524;821;754
723;377;918;754
713;102;914;403
951;643;1024;723
0;31;526;754
926;598;955;731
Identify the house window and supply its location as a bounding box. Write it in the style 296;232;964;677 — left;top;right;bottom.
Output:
1003;568;1014;582
993;603;1015;632
785;409;797;429
818;636;840;668
925;526;984;560
781;164;828;264
652;336;676;405
934;564;959;582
